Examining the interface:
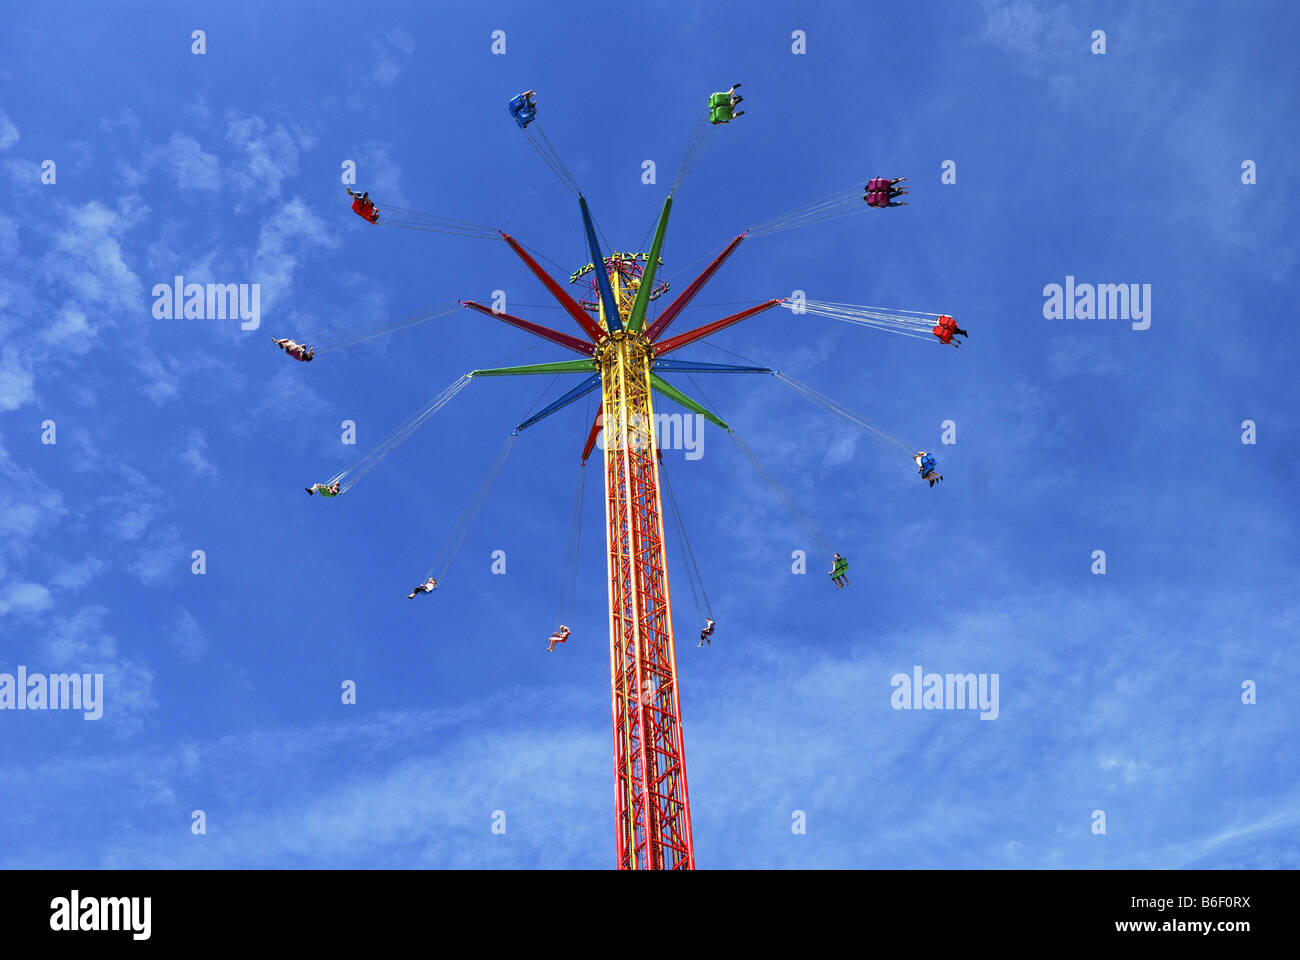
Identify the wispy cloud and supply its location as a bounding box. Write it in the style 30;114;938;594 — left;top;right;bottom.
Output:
371;28;415;88
0;691;606;867
249;197;337;315
39;606;158;737
99;106;140;135
979;0;1080;98
178;430;216;476
0;110;18;151
0;436;66;555
225;112;312;199
154;133;221;192
3;579;1293;866
41;198;145;314
0;347;36;410
354;145;405;204
0;581;53;617
168;608;208;661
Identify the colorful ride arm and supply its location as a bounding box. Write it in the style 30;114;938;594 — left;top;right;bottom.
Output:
581;409;602;464
579;196;622;333
471;359;597;377
499;233;605;342
627;196;672;334
644;233;747;342
514;374;602;434
654;299;784;356
461;300;595;356
649;374;730;431
652;360;773;374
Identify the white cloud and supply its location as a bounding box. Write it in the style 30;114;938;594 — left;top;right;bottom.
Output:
250;197;337;315
0;347;36;410
3;158;42;187
385;27;415;55
821;430;859;467
0;581;52;616
0;694;607;867
355;145;405;204
110;502;157;542
980;0;1062;58
128;525;184;587
1165;805;1300;868
99;107;140;135
50;555;107;590
371;28;415;88
979;0;1080;99
3;582;1293;867
156;133;221;191
41;606;157;736
0;438;65;550
373;56;401;87
179;430;216;476
42;303;94;351
115;158;145;189
225;113;304;198
132;346;183;404
42;199;145;315
1100;755;1144;785
0;110;18;151
0;214;18;257
169;608;208;661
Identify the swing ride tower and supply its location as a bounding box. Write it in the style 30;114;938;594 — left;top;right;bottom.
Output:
461;193;782;869
319;94;951;870
597;325;692;871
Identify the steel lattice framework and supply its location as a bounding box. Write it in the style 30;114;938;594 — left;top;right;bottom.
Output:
599;330;692;868
462;195;781;868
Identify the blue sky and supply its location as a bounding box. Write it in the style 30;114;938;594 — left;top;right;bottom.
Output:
1;0;1297;868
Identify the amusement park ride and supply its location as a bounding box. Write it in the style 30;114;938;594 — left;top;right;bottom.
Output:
297;87;954;869
466;196;778;871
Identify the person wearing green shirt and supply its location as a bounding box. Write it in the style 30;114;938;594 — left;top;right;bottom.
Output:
830;553;850;589
708;84;744;124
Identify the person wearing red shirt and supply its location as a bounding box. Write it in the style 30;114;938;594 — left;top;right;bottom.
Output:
932;315;967;347
346;187;379;224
